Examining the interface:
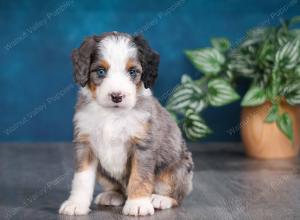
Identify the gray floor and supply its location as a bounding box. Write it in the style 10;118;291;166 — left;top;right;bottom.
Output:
0;143;299;220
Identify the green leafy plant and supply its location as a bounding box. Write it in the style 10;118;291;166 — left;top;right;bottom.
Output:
167;16;300;142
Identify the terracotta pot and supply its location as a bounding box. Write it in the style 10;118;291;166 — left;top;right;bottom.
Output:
241;101;300;159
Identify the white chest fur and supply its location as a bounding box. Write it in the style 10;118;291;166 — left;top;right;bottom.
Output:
74;102;150;180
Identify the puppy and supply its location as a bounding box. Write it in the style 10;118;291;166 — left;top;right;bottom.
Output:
59;32;193;216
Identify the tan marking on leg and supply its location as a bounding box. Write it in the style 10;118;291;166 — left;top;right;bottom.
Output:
127;154;154;199
73;134;95;172
156;169;174;189
76;146;95;172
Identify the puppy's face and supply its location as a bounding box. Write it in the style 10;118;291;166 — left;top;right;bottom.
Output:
72;32;160;110
90;36;142;109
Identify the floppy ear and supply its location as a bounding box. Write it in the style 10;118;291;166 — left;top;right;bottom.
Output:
71;36;97;87
133;35;160;89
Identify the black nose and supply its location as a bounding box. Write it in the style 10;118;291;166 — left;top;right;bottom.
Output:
111;92;123;103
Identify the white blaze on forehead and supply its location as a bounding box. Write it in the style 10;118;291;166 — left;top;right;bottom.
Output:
97;35;137;70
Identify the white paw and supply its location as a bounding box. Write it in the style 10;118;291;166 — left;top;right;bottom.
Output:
151;194;174;209
94;191;125;206
59;199;90;215
122;197;155;216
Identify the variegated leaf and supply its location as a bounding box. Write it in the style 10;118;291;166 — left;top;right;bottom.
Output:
264;105;279;123
276;112;294;142
188;100;207;113
275;40;300;70
185;48;225;75
241;86;266;106
285;80;300;105
167;79;203;112
207;78;240;106
183;109;211;140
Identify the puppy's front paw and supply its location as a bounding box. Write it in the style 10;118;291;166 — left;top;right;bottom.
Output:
94;191;125;206
59;199;90;216
123;197;154;216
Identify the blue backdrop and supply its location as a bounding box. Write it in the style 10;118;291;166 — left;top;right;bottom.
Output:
1;0;299;142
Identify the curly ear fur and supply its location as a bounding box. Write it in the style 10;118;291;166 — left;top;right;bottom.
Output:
71;36;97;87
133;35;160;89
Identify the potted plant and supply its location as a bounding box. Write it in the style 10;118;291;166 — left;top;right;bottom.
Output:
167;16;300;159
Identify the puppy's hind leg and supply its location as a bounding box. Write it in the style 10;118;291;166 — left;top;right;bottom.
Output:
94;166;125;207
153;151;194;209
95;191;125;206
152;169;178;210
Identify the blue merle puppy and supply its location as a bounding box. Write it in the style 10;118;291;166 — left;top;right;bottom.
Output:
59;32;193;216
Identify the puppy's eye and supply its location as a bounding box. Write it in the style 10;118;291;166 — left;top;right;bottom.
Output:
97;68;106;78
128;68;137;78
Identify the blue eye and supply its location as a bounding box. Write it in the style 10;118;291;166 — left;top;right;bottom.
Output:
97;68;106;77
129;68;137;78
